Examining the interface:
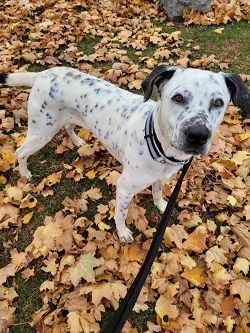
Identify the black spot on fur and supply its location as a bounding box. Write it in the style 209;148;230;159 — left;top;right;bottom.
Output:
65;72;73;77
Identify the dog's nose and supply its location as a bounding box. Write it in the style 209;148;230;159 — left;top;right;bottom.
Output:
186;125;211;145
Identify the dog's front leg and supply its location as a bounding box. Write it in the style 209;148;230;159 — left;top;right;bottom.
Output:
115;172;145;243
152;180;168;213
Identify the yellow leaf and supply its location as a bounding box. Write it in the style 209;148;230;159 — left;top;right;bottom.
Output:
85;169;96;179
155;295;179;320
181;267;205;286
20;194;37;209
108;209;114;220
0;175;7;184
214;28;224;34
230;151;249;165
47;171;62;186
1;151;16;164
0;150;16;172
238;132;250;141
227;195;238;206
211;161;224;172
223;316;235;333
98;221;111;231
146;58;157;69
6;186;23;202
123;243;147;263
128;79;142;90
78;128;91;141
15;135;25;147
22;212;33;224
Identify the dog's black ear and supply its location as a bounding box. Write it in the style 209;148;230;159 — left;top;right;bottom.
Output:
142;65;178;102
223;73;250;119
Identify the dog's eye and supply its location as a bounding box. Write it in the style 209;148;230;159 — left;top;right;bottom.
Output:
213;98;224;108
172;94;186;104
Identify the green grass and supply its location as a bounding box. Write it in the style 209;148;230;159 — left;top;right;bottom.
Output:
77;35;102;55
101;302;156;333
160;21;250;74
2;18;249;333
11;266;48;333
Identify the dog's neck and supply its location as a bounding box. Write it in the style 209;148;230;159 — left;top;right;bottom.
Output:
153;105;191;161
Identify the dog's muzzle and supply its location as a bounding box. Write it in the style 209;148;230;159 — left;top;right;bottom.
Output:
181;124;211;155
185;125;211;145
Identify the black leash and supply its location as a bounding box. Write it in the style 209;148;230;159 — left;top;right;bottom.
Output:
102;157;193;333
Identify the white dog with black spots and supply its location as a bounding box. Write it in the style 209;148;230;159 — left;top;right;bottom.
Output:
1;66;249;242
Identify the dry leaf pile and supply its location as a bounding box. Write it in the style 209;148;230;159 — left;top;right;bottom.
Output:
0;1;249;333
183;0;250;25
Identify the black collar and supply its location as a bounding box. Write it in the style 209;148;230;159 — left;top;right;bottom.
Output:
144;113;190;165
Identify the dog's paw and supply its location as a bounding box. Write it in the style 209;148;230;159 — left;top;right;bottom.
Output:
73;138;86;148
117;226;134;243
155;198;168;213
19;169;32;180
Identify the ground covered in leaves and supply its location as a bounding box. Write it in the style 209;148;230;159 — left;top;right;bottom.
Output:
0;0;250;333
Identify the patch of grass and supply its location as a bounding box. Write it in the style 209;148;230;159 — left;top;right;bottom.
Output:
130;303;156;332
27;64;49;72
101;302;156;333
157;21;250;74
142;45;157;58
11;264;48;333
124;47;139;63
77;35;102;55
93;60;113;69
73;4;87;13
0;230;13;268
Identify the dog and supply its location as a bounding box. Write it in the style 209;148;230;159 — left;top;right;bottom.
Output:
1;66;249;242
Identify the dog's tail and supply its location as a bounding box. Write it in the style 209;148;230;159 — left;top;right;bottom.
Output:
0;72;38;87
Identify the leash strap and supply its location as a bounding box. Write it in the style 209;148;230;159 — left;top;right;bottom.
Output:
102;157;193;333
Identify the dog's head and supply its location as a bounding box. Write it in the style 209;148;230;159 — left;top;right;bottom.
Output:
142;66;250;156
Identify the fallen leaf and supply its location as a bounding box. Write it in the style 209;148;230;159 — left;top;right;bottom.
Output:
181;267;206;286
22;211;33;224
69;253;101;286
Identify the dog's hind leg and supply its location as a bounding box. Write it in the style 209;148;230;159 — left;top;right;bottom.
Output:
65;124;86;147
16;120;60;179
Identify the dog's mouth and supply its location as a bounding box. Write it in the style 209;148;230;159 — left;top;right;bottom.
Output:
182;148;203;156
171;141;209;156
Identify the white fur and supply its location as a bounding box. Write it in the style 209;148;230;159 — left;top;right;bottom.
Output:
3;67;231;242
